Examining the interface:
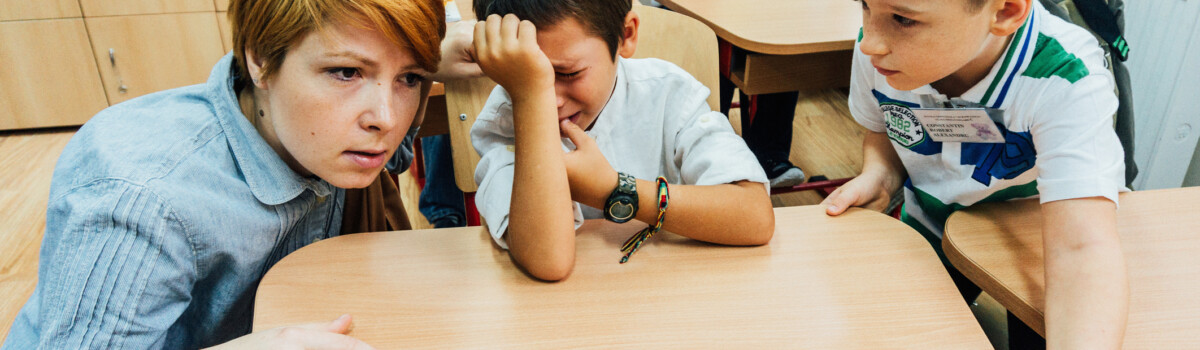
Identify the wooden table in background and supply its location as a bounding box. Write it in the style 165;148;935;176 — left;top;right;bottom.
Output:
944;187;1200;348
657;0;862;95
254;206;989;348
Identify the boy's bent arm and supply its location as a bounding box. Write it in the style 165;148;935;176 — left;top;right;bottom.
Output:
473;15;577;281
1041;197;1128;349
506;87;577;281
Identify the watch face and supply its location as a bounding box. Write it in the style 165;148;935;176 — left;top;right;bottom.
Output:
609;201;636;221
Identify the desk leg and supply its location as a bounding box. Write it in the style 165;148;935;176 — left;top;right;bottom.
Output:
1008;311;1046;349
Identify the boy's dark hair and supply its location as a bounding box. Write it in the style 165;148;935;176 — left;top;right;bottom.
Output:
474;0;631;59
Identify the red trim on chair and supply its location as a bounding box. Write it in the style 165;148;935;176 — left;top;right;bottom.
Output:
747;95;759;126
412;138;426;189
770;177;852;196
718;39;732;79
464;192;481;227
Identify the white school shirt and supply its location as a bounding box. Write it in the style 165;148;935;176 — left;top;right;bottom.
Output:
472;57;768;248
848;1;1127;238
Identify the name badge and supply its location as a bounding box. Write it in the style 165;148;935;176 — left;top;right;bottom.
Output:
912;108;1004;143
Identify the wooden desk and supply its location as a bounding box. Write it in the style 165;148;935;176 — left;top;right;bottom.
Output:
944;187;1200;347
254;206;989;348
658;0;862;95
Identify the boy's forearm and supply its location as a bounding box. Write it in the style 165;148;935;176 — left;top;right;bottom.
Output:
575;180;774;246
1042;197;1128;349
861;131;907;193
507;90;577;281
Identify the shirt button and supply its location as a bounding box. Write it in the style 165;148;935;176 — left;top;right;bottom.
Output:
316;195;327;204
312;236;323;244
506;145;515;152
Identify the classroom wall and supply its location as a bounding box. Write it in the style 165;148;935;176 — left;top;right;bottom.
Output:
1184;139;1200;187
1125;0;1200;190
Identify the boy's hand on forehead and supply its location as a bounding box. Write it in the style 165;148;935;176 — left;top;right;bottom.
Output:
473;14;554;99
560;119;618;206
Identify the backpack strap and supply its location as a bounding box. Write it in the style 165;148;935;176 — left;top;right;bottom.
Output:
1074;0;1130;61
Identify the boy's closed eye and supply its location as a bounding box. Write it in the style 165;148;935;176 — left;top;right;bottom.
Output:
556;69;585;80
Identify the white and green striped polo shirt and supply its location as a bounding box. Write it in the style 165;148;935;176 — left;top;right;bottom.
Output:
848;1;1127;239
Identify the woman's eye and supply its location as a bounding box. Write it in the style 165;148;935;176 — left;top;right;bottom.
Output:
329;68;360;82
893;14;916;26
861;1;869;11
402;72;426;86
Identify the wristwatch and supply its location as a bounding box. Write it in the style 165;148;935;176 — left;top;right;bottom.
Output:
604;172;639;223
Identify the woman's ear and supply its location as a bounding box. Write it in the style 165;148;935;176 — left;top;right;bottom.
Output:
243;48;268;89
616;11;640;59
990;0;1031;36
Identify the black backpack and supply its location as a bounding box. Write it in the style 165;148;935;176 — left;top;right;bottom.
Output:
1040;0;1137;187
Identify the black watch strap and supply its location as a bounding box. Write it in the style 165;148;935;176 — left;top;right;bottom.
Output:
604;172;638;223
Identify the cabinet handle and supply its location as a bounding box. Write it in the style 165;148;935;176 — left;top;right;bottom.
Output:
108;48;129;94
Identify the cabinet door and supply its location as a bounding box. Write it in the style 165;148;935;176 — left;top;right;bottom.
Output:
79;0;214;17
215;0;229;12
0;0;81;21
0;19;109;130
217;12;232;53
86;13;226;105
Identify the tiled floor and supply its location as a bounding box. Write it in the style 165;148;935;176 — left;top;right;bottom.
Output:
0;88;1011;348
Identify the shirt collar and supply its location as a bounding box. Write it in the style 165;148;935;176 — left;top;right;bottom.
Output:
205;53;332;205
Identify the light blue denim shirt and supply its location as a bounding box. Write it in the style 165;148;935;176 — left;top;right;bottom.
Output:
3;54;414;349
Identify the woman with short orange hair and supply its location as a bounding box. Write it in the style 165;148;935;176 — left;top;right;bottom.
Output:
3;0;474;348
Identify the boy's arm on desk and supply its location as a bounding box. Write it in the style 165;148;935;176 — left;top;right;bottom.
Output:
558;119;773;247
1041;197;1128;349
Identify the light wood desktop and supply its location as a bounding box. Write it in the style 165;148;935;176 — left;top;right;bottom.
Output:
944;187;1200;348
657;0;862;95
254;206;990;348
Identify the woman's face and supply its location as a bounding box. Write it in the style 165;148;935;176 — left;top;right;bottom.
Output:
252;21;428;188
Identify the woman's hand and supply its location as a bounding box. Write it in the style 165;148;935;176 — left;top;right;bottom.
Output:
206;314;374;350
430;20;484;82
472;14;554;100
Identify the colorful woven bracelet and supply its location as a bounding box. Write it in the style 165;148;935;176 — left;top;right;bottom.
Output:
619;177;669;263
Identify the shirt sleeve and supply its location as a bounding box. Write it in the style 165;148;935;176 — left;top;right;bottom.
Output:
1031;73;1125;205
4;179;198;349
669;78;768;190
848;42;886;133
471;87;583;249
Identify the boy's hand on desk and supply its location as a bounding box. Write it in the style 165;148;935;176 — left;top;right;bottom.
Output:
821;172;893;216
560;119;617;205
207;314;375;350
473;14;554;100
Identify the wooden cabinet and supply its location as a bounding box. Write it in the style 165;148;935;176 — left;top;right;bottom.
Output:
0;19;109;130
214;0;229;12
79;0;214;17
217;12;232;53
85;13;226;105
0;0;81;21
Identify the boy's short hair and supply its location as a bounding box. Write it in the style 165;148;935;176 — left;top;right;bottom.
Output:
966;0;989;12
474;0;631;58
229;0;446;89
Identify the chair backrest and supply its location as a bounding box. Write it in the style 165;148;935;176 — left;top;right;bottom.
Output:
444;5;722;193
